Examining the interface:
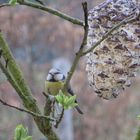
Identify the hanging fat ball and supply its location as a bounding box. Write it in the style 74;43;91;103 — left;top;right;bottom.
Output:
86;0;140;100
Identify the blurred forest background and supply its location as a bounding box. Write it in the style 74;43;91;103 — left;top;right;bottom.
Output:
0;0;140;140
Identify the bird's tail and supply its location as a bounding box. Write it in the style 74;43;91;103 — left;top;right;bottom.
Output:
75;106;83;114
67;87;83;114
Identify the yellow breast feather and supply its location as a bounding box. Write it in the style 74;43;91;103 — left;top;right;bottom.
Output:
45;81;65;95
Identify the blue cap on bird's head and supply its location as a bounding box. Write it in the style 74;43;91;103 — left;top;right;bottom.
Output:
46;68;65;82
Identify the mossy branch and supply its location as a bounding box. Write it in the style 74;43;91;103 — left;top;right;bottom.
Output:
0;60;52;121
0;31;38;109
0;32;60;140
0;3;10;8
0;58;27;99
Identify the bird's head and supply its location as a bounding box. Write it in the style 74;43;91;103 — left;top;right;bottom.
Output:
46;68;65;82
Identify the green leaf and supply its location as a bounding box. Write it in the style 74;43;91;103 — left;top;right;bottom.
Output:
55;90;78;110
68;103;78;109
14;124;25;140
63;95;77;109
23;136;32;140
66;95;76;106
63;96;68;103
55;90;65;104
9;0;18;6
14;124;32;140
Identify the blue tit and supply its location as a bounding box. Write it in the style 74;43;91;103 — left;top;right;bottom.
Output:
45;68;83;114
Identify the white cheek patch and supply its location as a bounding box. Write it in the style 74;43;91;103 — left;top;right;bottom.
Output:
46;74;52;80
55;74;64;81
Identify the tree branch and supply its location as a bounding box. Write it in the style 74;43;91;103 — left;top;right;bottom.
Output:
0;98;55;121
0;31;60;140
0;58;27;100
0;1;83;26
42;92;61;140
34;0;44;5
0;3;10;8
0;31;38;110
0;62;54;121
17;0;84;26
54;108;64;128
62;2;88;92
0;60;55;120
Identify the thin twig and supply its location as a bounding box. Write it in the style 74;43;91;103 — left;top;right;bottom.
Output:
0;3;10;8
0;1;83;26
62;2;88;92
54;108;64;128
81;15;138;56
34;0;44;5
42;91;49;99
0;98;55;121
18;0;84;26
